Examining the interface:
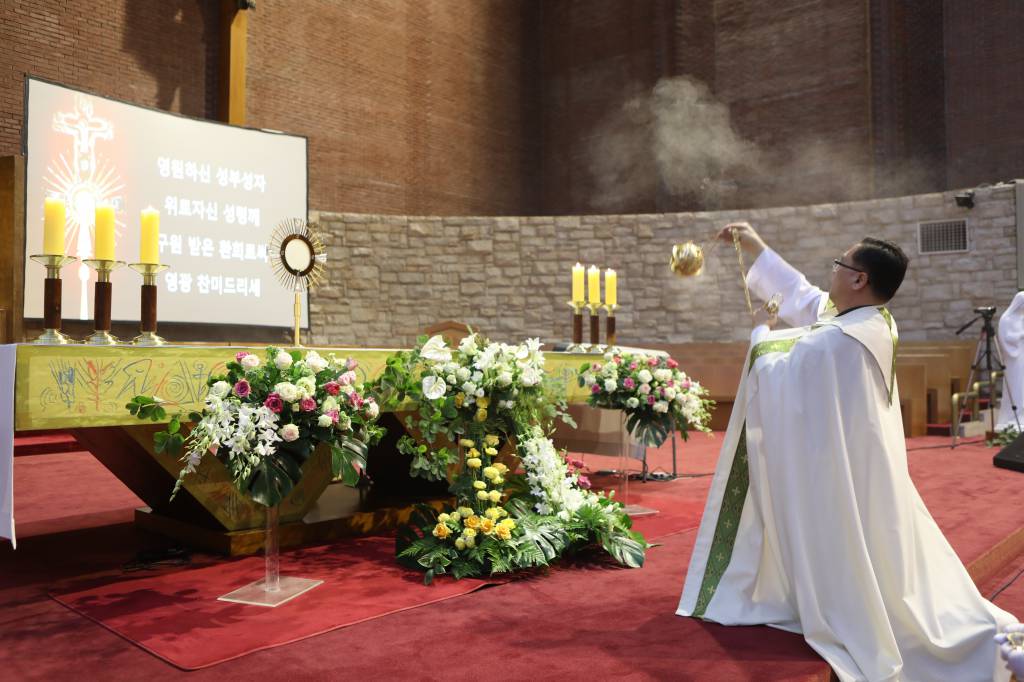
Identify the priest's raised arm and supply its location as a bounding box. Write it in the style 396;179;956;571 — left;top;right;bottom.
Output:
717;222;830;328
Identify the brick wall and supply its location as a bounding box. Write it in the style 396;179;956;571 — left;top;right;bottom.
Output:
246;0;541;216
309;185;1017;347
0;0;219;153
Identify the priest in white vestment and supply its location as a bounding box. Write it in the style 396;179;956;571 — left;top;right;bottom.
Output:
677;223;1016;682
997;292;1024;432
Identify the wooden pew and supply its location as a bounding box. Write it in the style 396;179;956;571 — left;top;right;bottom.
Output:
895;363;927;436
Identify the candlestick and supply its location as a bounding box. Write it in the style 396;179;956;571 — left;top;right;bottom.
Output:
588;302;601;346
587;265;601;306
140;208;160;264
572;263;585;304
129;262;170;346
29;254;77;344
82;259;126;345
605;303;617;347
43;197;66;256
568;300;585;346
94;204;116;261
605;268;617;307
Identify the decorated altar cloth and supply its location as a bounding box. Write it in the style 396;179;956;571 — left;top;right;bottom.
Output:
1;344;597;546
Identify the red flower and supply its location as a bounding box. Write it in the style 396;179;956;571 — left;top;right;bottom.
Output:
647;357;658;367
233;379;251;398
666;358;679;369
591;384;602;394
324;381;341;396
300;397;317;412
235;351;249;362
264;393;283;413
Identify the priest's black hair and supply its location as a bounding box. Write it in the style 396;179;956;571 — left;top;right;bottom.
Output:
852;237;909;301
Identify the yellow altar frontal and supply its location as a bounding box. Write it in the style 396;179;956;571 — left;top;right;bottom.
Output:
11;344;598;554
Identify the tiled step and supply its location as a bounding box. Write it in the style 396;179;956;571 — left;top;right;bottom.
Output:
13;431;81;457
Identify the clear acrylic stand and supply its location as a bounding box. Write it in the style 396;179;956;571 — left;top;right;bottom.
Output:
619;412;658;517
217;505;323;607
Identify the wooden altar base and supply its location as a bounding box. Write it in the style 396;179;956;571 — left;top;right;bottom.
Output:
133;495;447;556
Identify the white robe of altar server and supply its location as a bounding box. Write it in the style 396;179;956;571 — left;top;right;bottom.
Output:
677;249;1015;682
997;292;1024;432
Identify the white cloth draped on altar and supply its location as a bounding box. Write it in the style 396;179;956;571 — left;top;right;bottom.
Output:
1;344;16;547
677;249;1015;682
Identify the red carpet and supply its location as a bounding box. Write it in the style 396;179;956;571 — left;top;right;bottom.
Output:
3;432;1021;680
50;536;492;670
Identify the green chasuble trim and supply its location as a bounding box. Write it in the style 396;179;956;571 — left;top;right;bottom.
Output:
748;337;800;372
692;425;750;618
879;307;898;406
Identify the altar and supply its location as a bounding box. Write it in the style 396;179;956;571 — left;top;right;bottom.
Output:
4;343;599;554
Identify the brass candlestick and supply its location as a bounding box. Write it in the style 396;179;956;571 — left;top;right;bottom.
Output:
605;303;617;347
588;303;601;346
83;259;126;345
29;254;78;345
568;300;585;346
129;262;169;346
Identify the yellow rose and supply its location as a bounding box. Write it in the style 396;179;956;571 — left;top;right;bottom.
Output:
467;447;479;457
484;434;500;447
457;506;473;518
496;508;509;519
455;538;466;550
479;517;495;534
454;393;466;408
498;518;516;529
493;477;504;485
432;523;451;539
485;447;498;456
467;457;482;469
463;527;477;539
459;438;475;448
437;513;450;523
476;490;489;501
465;536;476;548
484;507;501;520
476;396;490;409
483;466;498;480
496;525;512;541
464;515;481;529
494;463;508;474
475;407;488;422
488;490;502;503
473;480;486;490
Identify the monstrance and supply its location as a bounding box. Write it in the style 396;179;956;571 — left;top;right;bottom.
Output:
269;219;327;346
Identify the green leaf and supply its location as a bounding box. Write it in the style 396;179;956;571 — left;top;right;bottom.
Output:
166;417;180;435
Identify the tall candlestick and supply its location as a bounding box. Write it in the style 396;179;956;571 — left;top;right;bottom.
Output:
140;207;160;264
43;197;66;256
605;268;617;307
94;204;116;260
587;265;601;305
572;263;585;303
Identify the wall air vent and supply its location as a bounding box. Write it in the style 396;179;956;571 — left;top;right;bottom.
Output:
918;220;968;254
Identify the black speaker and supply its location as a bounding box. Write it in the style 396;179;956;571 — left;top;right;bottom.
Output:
994;433;1024;472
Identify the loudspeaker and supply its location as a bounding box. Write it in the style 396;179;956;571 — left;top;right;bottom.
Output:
994;433;1024;472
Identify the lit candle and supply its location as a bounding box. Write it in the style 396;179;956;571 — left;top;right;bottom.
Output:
587;265;601;305
139;207;160;264
94;204;116;260
43;197;66;256
605;268;617;307
572;263;585;303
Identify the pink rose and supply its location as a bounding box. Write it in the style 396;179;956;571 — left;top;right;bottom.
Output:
264;393;283;413
324;381;341;396
591;363;601;371
613;355;622;364
647;395;656;405
233;379;251;398
349;392;364;408
648;358;658;367
300;397;317;412
346;358;358;370
327;408;340;423
667;380;674;387
682;380;691;390
667;358;679;369
235;351;249;362
577;474;592;490
591;384;602;394
623;377;635;389
629;362;638;370
337;371;356;386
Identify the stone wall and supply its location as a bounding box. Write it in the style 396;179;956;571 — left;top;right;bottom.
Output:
309;184;1017;348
